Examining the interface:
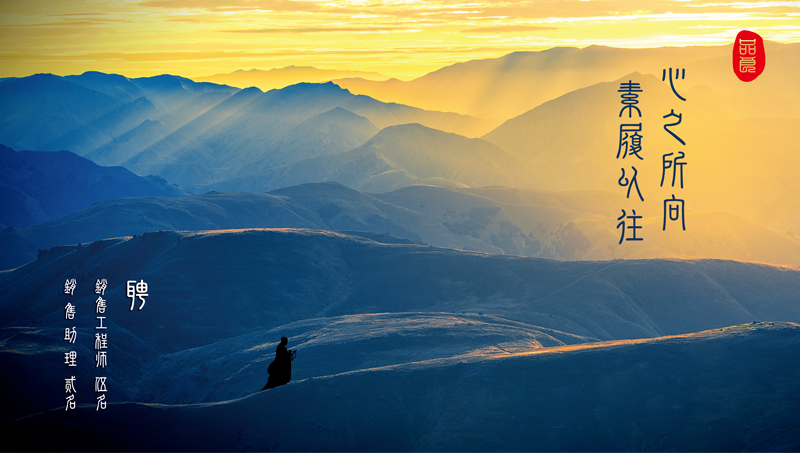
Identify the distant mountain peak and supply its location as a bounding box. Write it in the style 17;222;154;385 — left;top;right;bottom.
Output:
270;81;351;96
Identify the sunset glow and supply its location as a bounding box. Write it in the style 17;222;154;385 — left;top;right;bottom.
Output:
2;0;799;79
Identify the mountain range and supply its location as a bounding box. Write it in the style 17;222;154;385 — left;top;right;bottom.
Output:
3;229;800;449
195;66;390;91
0;144;185;230
335;42;800;121
3;43;800;452
4;180;800;272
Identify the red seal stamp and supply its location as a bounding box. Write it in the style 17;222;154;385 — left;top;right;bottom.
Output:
733;30;765;82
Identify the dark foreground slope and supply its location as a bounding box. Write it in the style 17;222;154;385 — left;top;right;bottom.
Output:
3;229;800;351
9;323;800;452
3;229;800;450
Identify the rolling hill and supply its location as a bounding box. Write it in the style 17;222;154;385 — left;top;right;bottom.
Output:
0;144;185;229
195;66;390;91
3;182;800;271
8;322;800;451
3;229;800;449
207;123;547;193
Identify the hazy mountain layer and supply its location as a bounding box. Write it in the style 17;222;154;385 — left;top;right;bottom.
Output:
336;42;799;121
0;72;239;155
3;182;799;271
481;71;800;236
0;72;491;191
4;229;799;352
195;66;390;91
0;74;127;151
208;123;547;193
120;83;490;188
0;144;185;229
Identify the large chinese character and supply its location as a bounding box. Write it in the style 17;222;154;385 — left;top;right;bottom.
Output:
739;57;756;73
95;376;108;393
96;316;107;330
95;351;107;368
739;38;757;56
64;351;77;367
64;279;76;296
618;80;643;118
127;280;149;311
618;167;644;202
616;209;643;244
96;297;106;314
662;110;685;145
661;152;687;188
663;195;686;231
64;327;77;344
65;376;77;394
738;38;757;72
64;303;76;320
65;394;75;411
95;279;107;296
662;68;686;101
95;333;108;350
617;124;643;160
96;394;106;411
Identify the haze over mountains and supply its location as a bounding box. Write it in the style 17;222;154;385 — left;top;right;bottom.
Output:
0;144;184;230
335;42;800;121
2;43;797;227
3;46;798;271
2;43;799;450
195;66;390;91
3;181;800;272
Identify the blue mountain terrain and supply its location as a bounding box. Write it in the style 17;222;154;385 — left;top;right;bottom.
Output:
2;45;799;451
0;144;185;229
3;181;799;272
0;73;488;189
2;229;800;450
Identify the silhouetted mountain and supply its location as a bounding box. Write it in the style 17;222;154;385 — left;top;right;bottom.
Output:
0;144;186;230
128;74;239;111
195;66;389;91
64;71;148;101
0;72;239;158
40;97;162;154
244;106;380;167
0;74;126;151
0;72;491;188
3;229;799;350
0;183;496;269
4;182;799;271
481;71;800;235
209;123;544;193
483;72;680;192
60;81;489;187
336;42;798;121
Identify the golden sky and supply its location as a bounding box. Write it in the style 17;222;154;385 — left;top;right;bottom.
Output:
1;0;799;79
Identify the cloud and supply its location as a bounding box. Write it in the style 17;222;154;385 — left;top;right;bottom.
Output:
222;26;407;33
138;0;324;12
460;25;558;33
4;18;134;28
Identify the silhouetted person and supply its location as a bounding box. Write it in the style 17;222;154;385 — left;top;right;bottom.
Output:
261;337;296;391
